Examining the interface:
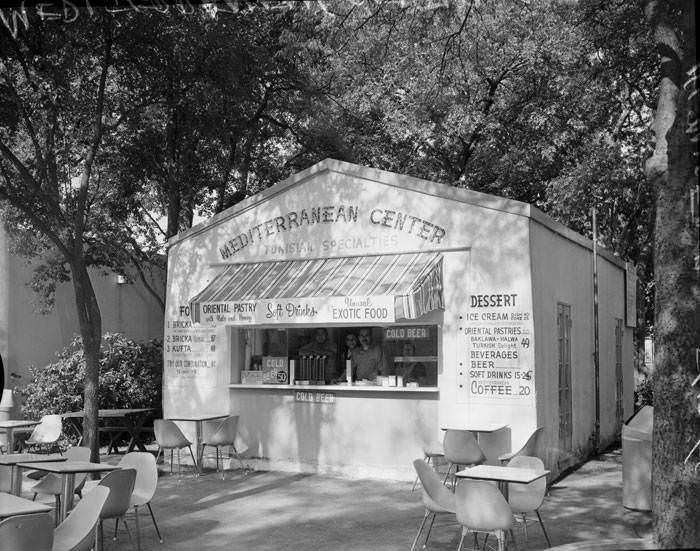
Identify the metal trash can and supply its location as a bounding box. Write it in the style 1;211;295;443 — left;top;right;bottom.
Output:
622;405;653;511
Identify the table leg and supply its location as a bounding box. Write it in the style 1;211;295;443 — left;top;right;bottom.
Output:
7;427;15;453
125;415;147;453
60;473;76;522
10;464;22;495
194;421;202;474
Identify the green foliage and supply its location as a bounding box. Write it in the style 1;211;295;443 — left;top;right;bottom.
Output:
635;376;654;409
17;333;162;420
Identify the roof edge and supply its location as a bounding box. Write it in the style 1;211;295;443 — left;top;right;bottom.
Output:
167;158;628;269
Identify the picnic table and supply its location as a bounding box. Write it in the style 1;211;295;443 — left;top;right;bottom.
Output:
62;408;155;454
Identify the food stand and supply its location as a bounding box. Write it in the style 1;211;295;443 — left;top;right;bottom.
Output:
163;159;635;480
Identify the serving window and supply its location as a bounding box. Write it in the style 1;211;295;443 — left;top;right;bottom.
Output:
239;325;438;387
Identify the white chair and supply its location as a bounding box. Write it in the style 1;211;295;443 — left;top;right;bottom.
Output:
0;511;54;551
154;419;197;476
52;486;110;551
115;452;163;548
200;415;245;478
411;442;445;492
455;479;516;551
442;429;486;488
498;427;543;464
95;468;138;551
32;446;91;520
23;414;63;453
508;455;552;547
410;458;456;551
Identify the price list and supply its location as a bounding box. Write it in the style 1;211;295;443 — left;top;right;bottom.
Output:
164;315;218;379
457;292;534;403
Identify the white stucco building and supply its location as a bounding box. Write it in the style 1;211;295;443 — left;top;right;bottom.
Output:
163;159;636;480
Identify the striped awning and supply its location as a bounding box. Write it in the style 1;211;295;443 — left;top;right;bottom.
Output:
190;252;444;325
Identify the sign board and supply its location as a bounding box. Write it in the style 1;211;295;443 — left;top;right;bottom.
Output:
383;326;431;341
196;295;395;325
164;318;218;381
457;291;535;404
295;391;336;404
262;356;289;384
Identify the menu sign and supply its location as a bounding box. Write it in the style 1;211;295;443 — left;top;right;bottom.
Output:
164;309;218;380
195;295;395;325
457;292;535;403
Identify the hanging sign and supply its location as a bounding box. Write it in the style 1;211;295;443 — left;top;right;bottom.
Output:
195;296;395;325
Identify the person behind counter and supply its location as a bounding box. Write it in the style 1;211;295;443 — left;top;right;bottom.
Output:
335;333;358;383
393;341;427;385
298;328;337;381
353;328;388;382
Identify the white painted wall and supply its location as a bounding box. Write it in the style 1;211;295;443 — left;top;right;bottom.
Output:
164;159;631;480
530;218;633;473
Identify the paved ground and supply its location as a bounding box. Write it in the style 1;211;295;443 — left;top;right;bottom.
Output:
22;446;654;550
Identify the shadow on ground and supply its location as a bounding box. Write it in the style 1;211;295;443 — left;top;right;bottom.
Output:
28;447;653;551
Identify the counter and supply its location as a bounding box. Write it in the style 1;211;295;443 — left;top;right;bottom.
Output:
227;383;439;480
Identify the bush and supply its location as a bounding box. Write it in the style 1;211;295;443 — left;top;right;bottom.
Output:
17;333;162;420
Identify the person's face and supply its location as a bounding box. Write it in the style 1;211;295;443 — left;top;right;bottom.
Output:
358;329;372;348
314;329;327;344
345;334;358;349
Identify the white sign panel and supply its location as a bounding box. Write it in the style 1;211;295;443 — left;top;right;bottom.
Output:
197;295;395;325
164;318;218;381
457;292;535;404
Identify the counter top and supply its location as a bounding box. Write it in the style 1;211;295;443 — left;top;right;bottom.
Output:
227;383;439;393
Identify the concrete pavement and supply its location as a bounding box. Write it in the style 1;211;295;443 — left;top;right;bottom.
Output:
23;446;654;550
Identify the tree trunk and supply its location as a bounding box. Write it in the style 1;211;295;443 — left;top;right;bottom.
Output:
70;256;103;464
647;1;700;547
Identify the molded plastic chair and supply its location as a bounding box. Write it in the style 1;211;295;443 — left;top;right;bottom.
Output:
411;442;445;492
0;512;54;551
32;446;91;520
154;419;197;476
96;468;138;551
410;458;456;551
23;414;63;453
442;429;486;487
508;455;552;547
114;451;163;548
498;427;544;464
200;415;245;478
455;479;515;551
52;486;110;551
